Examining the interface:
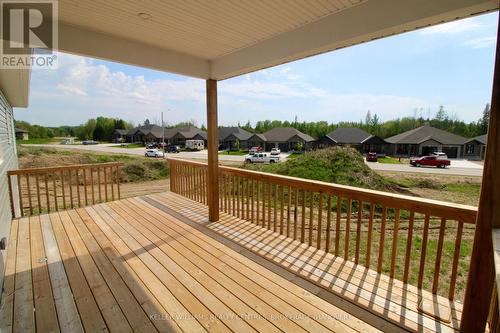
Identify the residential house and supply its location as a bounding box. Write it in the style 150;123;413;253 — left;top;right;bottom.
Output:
165;126;207;147
247;133;267;150
262;127;315;152
218;127;252;150
14;128;28;140
316;127;388;154
113;128;128;142
464;134;487;160
385;125;468;158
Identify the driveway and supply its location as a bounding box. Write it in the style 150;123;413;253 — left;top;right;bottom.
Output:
366;159;483;177
22;144;289;163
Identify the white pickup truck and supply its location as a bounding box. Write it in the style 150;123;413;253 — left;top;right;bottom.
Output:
245;153;280;164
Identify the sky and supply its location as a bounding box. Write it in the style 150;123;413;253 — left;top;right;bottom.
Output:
14;12;499;127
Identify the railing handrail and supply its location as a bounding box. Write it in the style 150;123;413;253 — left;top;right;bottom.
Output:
7;162;124;176
167;158;478;224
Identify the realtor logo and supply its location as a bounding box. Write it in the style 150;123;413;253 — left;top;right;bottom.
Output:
1;0;58;68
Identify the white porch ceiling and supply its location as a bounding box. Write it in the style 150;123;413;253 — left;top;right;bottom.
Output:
57;0;498;80
1;0;499;107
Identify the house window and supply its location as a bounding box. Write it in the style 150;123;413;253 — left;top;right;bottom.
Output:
466;144;475;155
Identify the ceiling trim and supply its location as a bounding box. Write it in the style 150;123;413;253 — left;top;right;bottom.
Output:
59;23;211;79
211;0;499;80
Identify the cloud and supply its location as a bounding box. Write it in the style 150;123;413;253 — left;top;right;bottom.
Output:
463;36;497;49
420;18;481;35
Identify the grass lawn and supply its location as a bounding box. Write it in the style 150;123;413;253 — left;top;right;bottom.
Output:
18;146;169;182
376;156;401;164
110;143;144;149
287;153;304;159
219;150;248;155
17;138;58;144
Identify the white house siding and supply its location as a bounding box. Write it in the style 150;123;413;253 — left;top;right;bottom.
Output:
0;90;18;287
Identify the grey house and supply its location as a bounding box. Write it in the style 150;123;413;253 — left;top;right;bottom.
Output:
464;134;487;160
385;125;468;158
247;133;267;149
316;128;388;154
165;126;208;147
262;127;315;152
218;127;252;150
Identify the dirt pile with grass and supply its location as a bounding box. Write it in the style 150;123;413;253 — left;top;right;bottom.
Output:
244;147;402;192
18;146;169;183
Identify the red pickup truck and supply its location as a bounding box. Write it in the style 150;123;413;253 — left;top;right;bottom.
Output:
410;155;450;168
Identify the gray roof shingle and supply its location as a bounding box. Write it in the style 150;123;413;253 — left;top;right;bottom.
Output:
262;127;314;142
385;126;468;145
325;128;372;144
218;127;252;141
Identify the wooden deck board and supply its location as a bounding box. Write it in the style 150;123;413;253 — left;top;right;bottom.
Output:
149;191;462;333
0;190;459;332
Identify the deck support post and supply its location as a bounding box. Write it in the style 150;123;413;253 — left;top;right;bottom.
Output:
460;15;500;333
206;79;220;222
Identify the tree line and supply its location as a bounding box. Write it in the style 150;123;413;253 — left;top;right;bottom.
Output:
15;104;490;142
239;104;490;139
15;117;134;141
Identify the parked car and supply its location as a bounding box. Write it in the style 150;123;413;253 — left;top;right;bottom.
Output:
245;153;279;164
432;152;448;159
270;148;281;155
410;155;450;168
146;142;158;149
185;139;204;151
82;140;99;145
249;146;263;155
167;145;181;153
366;152;378;162
145;149;164;157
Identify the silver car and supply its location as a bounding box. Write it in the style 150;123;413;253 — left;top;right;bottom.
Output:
144;149;164;158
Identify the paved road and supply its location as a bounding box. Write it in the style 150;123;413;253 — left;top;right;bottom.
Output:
22;143;289;163
23;144;483;176
366;159;483;177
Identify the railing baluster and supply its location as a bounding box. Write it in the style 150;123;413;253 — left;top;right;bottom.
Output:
116;166;121;200
17;174;23;216
111;167;115;201
449;220;464;300
287;186;292;238
335;194;342;256
246;178;250;220
309;191;314;247
251;178;255;223
390;208;400;278
377;207;387;273
325;195;332;252
280;186;284;235
432;218;447;294
418;214;430;289
34;174;41;214
53;171;58;211
60;170;66;209
403;211;415;283
345;198;352;260
317;192;323;249
256;179;260;226
44;173;50;213
68;170;74;209
261;181;266;224
104;167;108;201
293;188;298;240
366;203;374;268
83;168;88;206
273;184;278;232
26;174;33;215
96;167;101;202
267;181;272;229
301;190;306;242
355;201;362;264
76;168;81;207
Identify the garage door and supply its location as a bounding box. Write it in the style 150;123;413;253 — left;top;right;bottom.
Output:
442;147;458;158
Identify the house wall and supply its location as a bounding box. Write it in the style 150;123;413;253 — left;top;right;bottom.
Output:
0;90;19;288
463;141;484;160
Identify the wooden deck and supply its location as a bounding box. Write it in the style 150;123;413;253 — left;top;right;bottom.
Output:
0;190;462;332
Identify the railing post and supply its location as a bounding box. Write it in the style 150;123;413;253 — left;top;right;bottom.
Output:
461;15;500;332
206;79;219;222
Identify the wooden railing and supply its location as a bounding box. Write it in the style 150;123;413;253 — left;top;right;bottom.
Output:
7;162;123;218
490;228;500;333
169;158;478;301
